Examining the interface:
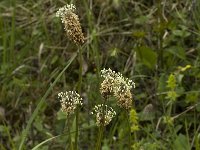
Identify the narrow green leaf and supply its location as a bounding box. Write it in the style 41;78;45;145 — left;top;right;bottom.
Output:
19;53;77;150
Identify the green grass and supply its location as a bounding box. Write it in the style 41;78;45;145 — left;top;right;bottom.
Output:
0;0;200;149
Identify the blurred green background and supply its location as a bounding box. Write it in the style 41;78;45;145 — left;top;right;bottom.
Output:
0;0;200;149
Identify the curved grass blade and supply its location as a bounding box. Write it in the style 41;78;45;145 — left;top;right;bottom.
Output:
31;124;96;150
19;53;77;150
32;135;62;150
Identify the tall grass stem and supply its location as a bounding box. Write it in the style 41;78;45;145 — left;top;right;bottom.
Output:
64;115;73;150
95;98;106;150
157;0;164;69
18;53;77;150
126;110;131;150
74;46;83;150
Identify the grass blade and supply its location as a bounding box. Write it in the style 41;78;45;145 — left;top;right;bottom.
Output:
18;53;77;150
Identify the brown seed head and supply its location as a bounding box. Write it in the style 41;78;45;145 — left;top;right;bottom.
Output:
114;90;133;110
56;4;85;45
100;68;135;109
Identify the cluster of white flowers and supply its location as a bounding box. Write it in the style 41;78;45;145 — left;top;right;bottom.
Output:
100;68;135;109
91;104;116;126
58;91;83;114
100;69;135;93
56;4;76;22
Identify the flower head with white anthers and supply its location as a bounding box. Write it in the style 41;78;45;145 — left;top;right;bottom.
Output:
100;68;120;97
56;4;76;20
58;91;83;115
56;4;84;45
91;104;116;126
100;68;135;109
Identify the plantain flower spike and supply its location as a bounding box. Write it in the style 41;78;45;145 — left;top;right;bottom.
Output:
100;68;135;110
91;104;116;126
56;4;85;45
58;91;83;115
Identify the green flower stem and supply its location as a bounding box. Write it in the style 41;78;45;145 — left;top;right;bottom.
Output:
74;107;79;150
74;46;83;150
96;97;107;150
125;110;131;150
96;125;104;150
168;101;173;116
64;115;73;150
78;46;83;93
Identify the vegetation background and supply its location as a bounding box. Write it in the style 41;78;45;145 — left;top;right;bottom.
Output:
0;0;200;149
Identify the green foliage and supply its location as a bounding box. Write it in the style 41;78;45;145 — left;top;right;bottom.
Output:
136;46;157;69
0;0;200;149
165;91;178;102
166;46;186;60
163;116;174;126
173;134;191;150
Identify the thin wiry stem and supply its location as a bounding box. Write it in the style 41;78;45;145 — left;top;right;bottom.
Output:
157;0;164;69
96;125;104;150
95;97;107;150
74;46;83;150
125;110;131;150
64;115;73;150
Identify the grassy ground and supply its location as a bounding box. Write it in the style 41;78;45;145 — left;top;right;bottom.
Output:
0;0;200;149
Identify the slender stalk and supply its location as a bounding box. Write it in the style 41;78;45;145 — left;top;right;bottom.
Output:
78;46;83;93
96;97;107;150
64;115;73;150
167;101;173;116
74;46;83;150
74;107;79;150
125;110;131;150
157;0;164;69
2;18;7;65
10;0;16;64
96;125;104;150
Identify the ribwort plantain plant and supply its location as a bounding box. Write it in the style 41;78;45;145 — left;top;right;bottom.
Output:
91;103;116;150
56;4;137;150
2;0;198;149
58;91;83;149
56;4;85;150
99;68;136;149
